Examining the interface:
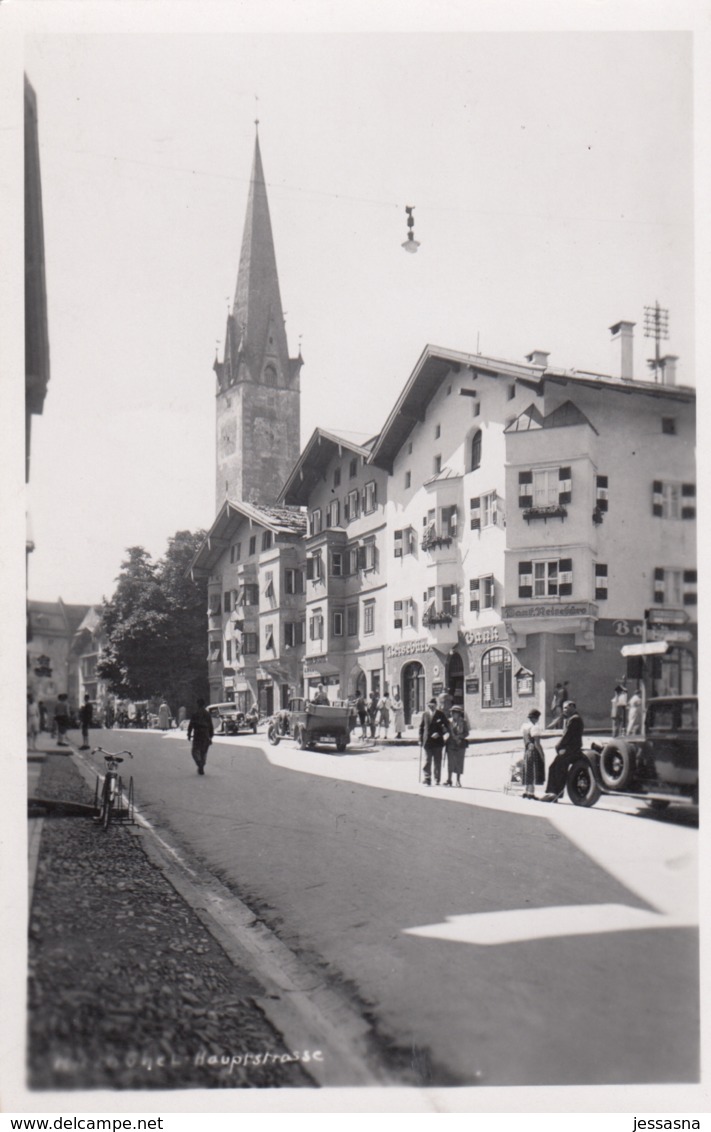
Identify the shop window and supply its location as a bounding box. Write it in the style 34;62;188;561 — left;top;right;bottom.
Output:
481;647;512;708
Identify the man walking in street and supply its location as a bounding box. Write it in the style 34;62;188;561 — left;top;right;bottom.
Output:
78;694;93;750
187;697;214;776
419;697;450;786
541;700;584;802
54;693;70;747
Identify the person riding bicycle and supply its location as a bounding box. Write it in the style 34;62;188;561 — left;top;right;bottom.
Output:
187;697;214;776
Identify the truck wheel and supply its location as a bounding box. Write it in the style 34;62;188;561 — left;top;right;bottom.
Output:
296;726;309;750
599;740;634;791
649;799;670;813
335;737;348;752
267;723;280;746
566;758;600;807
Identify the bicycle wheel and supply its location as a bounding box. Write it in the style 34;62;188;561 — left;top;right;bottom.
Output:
93;774;101;814
101;776;114;829
127;776;135;824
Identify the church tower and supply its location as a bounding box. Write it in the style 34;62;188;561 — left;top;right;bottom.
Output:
213;129;302;509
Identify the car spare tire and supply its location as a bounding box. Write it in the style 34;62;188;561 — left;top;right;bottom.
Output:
566;757;601;807
599;739;634;791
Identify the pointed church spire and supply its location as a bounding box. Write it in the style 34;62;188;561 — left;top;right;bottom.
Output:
229;130;290;386
213;129;302;510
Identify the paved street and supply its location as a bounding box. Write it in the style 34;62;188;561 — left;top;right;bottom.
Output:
74;727;698;1088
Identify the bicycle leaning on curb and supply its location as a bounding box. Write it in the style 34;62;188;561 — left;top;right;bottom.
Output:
91;746;134;829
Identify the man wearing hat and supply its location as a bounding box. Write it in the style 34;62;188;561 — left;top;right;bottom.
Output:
541;700;584;802
419;697;450;786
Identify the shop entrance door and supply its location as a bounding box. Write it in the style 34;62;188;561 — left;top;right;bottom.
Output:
402;661;425;726
258;682;274;718
447;652;464;707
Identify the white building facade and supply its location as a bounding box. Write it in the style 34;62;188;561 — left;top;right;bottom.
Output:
370;339;696;730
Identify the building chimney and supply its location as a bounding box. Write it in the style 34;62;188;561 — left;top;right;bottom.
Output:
609;320;635;380
659;354;678;386
525;350;550;367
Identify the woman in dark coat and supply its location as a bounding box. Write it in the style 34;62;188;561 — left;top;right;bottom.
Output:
444;705;469;786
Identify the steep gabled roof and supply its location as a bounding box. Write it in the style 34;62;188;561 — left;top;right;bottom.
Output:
190;498;306;576
369;343;695;473
279;427;376;506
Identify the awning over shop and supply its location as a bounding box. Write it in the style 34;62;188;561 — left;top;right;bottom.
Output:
620;641;669;657
303;660;341;678
225;679;251;692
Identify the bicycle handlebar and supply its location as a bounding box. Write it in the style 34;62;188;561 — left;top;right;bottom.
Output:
91;746;133;759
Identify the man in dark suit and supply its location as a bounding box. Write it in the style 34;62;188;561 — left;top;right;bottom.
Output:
419;697;450;786
541;700;584;802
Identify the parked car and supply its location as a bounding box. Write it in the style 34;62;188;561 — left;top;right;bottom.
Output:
566;694;698;810
207;702;258;735
267;697;354;752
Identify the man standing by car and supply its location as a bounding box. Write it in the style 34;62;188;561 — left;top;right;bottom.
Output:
187;697;214;776
541;700;584;802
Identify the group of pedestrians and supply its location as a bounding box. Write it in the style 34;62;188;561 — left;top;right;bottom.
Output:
419;694;470;787
353;690;406;741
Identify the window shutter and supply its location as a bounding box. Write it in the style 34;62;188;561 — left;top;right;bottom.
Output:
518;561;533;599
469;578;480;612
449;506;458;536
357;545;367;570
394;600;403;629
518;470;533;508
558;466;572;505
652;481;663;517
653;567;665;603
394;530;403;558
559;557;573;596
681;483;696;520
596;475;608;512
683;570;697;605
470;497;481;531
595;562;608;601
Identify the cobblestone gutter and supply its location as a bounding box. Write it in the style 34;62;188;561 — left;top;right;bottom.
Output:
27;755;314;1091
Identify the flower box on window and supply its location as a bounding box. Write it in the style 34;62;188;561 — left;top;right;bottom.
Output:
421;531;453;551
522;504;568;522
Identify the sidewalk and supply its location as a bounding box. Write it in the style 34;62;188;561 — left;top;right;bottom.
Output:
26;746;318;1091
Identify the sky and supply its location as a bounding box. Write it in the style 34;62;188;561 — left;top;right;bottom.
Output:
13;9;700;605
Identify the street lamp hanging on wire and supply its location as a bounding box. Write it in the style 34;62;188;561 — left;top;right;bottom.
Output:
402;205;420;253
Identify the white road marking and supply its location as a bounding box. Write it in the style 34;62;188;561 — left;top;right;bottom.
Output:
403;902;697;946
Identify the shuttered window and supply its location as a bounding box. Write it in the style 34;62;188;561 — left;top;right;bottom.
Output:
595;563;608;601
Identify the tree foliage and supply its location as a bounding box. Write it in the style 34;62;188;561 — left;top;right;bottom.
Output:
98;532;209;714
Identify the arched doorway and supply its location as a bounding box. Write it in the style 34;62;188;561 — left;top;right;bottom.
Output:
349;666;368;698
402;661;426;725
447;652;464;707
